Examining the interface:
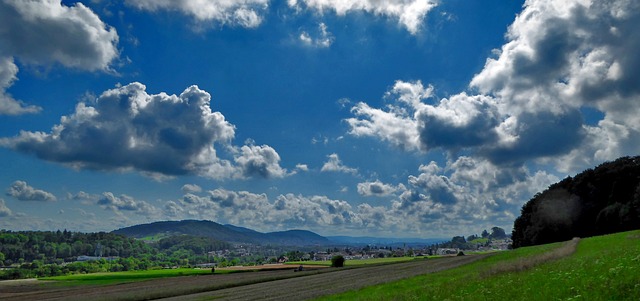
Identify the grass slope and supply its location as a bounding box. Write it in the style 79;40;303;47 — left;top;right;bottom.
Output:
318;230;640;300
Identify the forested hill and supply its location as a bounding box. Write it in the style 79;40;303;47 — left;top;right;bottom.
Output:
112;220;330;246
512;156;640;248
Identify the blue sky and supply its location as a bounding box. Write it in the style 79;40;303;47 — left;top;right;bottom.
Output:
1;0;639;238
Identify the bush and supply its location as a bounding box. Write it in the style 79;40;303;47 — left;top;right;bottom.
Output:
331;255;345;267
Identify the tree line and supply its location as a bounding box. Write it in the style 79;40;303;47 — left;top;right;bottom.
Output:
512;156;640;248
0;230;233;279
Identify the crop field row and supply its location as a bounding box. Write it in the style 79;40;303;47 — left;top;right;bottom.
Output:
0;255;490;301
286;255;431;266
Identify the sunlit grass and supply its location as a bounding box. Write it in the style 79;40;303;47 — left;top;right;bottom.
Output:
317;230;640;300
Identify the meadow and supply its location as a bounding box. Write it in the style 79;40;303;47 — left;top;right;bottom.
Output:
317;230;640;300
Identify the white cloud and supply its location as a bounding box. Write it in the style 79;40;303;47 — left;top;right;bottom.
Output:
234;144;290;178
181;184;202;194
321;153;358;175
0;82;290;180
469;0;640;169
6;181;57;202
348;0;640;172
1;83;224;177
346;80;429;151
0;0;119;115
126;0;269;28
0;57;41;115
299;22;334;48
357;180;403;197
289;0;438;34
0;199;11;217
97;192;159;217
295;164;309;172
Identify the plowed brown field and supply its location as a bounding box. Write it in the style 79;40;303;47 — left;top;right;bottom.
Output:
0;254;492;301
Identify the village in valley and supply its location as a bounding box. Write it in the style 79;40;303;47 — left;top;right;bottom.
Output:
203;227;512;267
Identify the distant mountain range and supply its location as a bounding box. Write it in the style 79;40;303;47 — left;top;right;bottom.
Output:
112;220;329;246
112;220;443;247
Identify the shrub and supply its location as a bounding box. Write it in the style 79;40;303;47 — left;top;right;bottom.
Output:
331;255;345;267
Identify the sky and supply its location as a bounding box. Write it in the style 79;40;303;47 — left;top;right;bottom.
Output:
0;0;639;239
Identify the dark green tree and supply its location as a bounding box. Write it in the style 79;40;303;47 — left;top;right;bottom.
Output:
330;255;345;267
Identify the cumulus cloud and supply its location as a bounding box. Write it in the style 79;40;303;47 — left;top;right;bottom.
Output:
470;0;640;169
321;153;358;175
289;0;438;34
348;0;640;171
181;184;202;194
0;199;11;216
0;57;41;115
164;157;545;235
6;181;56;202
97;192;159;216
0;83;279;179
0;0;119;115
126;0;269;28
234;144;290;178
357;180;403;197
346;80;428;151
167;188;375;233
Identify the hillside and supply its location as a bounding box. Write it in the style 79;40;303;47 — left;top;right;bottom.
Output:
512;156;640;248
112;220;330;246
322;230;640;300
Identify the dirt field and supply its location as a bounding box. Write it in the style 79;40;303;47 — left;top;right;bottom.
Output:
0;254;492;301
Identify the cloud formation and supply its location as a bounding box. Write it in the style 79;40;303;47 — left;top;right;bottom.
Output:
321;153;358;175
97;192;159;216
1;82;289;180
357;180;403;197
6;181;57;202
234;144;290;178
470;0;640;169
0;0;119;115
289;0;438;34
162;158;555;235
0;199;11;217
1;83;237;177
181;184;202;194
348;0;640;172
126;0;269;28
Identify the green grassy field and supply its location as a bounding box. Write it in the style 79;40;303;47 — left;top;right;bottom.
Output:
317;230;640;300
40;268;232;285
287;256;432;267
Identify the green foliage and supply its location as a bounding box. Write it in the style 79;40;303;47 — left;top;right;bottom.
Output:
155;235;230;254
0;230;155;264
0;229;232;280
331;255;345;267
490;227;507;239
513;156;640;248
317;230;640;301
